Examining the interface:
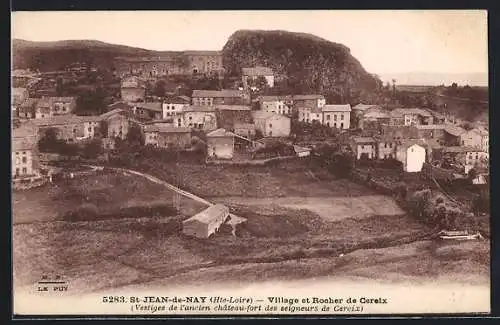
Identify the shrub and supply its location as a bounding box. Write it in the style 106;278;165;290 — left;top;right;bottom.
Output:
63;203;99;222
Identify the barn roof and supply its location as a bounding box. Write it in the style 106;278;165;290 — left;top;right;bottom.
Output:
183;204;229;224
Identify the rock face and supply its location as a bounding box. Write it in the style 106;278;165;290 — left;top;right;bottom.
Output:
222;30;382;103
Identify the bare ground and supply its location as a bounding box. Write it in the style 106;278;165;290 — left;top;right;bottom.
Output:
12;164;490;295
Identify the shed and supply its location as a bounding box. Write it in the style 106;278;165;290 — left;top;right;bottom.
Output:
182;204;230;238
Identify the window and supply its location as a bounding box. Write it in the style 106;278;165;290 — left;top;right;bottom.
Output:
22;157;27;163
88;127;92;132
326;115;331;120
62;107;66;112
189;116;192;120
341;114;344;120
334;123;337;128
341;123;344;129
411;148;414;152
385;143;388;148
269;123;273;128
15;168;19;175
334;115;337;121
22;167;27;174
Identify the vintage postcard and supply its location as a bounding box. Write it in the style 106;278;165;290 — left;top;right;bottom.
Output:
11;10;490;316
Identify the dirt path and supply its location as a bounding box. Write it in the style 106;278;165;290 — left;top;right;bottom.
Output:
212;196;405;221
87;165;213;206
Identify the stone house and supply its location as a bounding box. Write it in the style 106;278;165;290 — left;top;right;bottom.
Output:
192;89;251;106
322;104;351;129
143;125;192;149
252;111;291;137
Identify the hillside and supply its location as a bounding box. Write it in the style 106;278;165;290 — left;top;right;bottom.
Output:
222;30;383;103
12;39;157;72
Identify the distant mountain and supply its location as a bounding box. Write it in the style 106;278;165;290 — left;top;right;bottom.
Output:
222;29;382;103
378;72;488;87
12;39;159;71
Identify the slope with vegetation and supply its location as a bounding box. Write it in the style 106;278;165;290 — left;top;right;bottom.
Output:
222;30;384;104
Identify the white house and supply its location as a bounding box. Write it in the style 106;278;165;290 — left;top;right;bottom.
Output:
252;111;291;137
322;104;351;129
258;95;293;116
182;105;218;131
396;141;426;172
162;95;190;119
460;128;489;153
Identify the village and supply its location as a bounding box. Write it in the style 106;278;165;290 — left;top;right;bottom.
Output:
12;48;490;240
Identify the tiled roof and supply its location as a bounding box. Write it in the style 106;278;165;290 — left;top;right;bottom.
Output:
183;105;217;112
144;125;191;133
107;101;134;111
292;94;325;100
444;125;466;137
390;108;433;117
165;96;191;104
351;136;376;143
99;108;129;120
363;110;390;119
135;102;163;112
443;146;485;153
252;111;290;121
322;104;351;112
397;139;427;150
415;124;446;130
258;95;294;102
206;128;235;138
50;97;77;103
242;66;274;76
234;123;255;129
192;89;245;98
31;114;100;126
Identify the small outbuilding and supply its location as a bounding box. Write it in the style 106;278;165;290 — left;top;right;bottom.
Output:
182;204;230;238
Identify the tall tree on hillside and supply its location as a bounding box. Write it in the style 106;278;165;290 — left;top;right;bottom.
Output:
56;77;64;96
153;80;167;98
392;78;397;94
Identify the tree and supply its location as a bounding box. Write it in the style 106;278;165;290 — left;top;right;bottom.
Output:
126;123;144;148
98;120;108;138
38;128;62;153
392;78;397;94
82;139;103;159
153;80;167;98
56;77;64;96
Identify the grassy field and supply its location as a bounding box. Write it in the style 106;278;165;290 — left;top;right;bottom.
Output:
130;159;377;198
12;171;208;224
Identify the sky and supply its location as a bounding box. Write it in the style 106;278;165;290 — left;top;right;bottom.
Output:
11;10;488;76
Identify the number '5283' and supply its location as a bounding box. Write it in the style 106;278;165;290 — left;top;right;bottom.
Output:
102;296;126;303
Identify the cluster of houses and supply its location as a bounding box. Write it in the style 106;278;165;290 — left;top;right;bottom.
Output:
11;62;489;184
348;104;489;177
